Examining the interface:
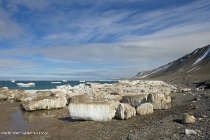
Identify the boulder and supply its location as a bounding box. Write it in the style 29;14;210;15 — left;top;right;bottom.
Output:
183;113;196;124
147;93;171;109
181;88;191;93
22;95;67;111
120;94;147;107
115;103;136;120
136;103;153;115
68;102;117;121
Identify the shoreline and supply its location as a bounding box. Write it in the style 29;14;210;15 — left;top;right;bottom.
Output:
0;80;209;139
0;90;209;139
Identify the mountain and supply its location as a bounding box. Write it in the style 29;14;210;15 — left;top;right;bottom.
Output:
134;45;210;85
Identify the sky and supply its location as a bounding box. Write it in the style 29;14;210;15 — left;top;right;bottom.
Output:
0;0;210;80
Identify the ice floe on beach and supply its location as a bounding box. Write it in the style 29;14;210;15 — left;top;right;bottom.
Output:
1;80;182;121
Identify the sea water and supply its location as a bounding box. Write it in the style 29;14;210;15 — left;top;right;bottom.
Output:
0;80;117;90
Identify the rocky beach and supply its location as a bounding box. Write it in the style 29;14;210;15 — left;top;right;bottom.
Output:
0;80;209;140
0;0;210;139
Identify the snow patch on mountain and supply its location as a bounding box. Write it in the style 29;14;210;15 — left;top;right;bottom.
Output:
140;63;172;78
187;66;200;73
193;47;210;65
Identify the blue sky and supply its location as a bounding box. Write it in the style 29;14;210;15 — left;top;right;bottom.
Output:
0;0;210;80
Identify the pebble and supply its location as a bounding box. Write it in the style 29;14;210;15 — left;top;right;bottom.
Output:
201;114;208;118
183;113;196;124
185;129;197;135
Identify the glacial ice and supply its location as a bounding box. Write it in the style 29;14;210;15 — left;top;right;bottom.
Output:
68;102;117;121
16;82;35;87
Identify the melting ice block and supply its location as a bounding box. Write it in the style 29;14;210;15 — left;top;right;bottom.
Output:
68;102;117;121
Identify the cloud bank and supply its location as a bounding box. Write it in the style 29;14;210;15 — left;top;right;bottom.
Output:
0;0;210;80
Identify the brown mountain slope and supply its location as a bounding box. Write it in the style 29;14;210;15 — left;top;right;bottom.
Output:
134;45;210;86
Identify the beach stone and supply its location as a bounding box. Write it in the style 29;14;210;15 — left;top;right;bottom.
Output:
120;94;147;107
136;103;153;115
147;93;171;109
185;129;197;135
181;88;191;93
183;113;196;124
22;95;67;111
68;102;117;121
201;114;208;118
115;103;136;120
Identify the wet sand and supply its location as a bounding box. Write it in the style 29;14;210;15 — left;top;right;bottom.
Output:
0;90;210;140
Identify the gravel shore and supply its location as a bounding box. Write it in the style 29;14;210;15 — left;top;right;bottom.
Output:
0;90;209;140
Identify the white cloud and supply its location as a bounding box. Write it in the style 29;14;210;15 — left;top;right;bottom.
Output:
37;24;210;66
1;26;210;80
37;0;210;46
0;0;210;80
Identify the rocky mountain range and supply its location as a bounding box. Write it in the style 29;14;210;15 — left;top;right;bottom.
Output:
134;45;210;86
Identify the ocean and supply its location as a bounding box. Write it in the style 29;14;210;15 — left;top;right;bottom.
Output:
0;80;117;90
